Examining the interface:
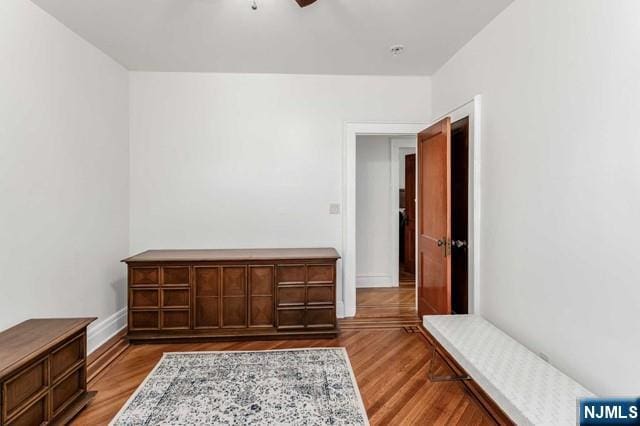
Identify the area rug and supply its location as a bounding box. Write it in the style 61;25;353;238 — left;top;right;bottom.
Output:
109;348;369;425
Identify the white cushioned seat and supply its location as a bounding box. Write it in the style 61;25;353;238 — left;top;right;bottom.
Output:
423;315;594;425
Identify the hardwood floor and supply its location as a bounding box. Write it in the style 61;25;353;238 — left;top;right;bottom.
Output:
399;269;416;284
354;287;417;320
73;328;494;425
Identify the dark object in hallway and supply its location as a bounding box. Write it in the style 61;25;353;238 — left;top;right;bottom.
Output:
403;154;416;274
123;248;340;342
0;318;96;425
399;208;407;264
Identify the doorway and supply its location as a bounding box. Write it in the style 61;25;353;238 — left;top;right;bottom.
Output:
342;122;433;318
342;103;480;319
399;151;416;286
417;112;474;317
353;135;417;323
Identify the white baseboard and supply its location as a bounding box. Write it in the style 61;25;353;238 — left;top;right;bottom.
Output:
87;307;127;354
356;274;395;288
336;300;345;318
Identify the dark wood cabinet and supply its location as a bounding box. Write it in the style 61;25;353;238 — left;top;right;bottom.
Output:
0;318;96;425
124;248;340;342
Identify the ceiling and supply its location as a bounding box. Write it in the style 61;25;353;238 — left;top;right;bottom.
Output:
31;0;513;75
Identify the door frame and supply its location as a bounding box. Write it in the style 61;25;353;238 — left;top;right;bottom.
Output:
390;138;417;288
342;123;428;318
423;95;482;314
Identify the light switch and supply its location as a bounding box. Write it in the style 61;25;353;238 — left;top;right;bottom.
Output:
329;203;341;215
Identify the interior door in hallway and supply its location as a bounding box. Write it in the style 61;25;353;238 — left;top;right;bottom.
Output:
403;153;416;274
417;118;451;316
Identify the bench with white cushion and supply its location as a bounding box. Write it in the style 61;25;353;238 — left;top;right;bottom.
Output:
423;315;594;425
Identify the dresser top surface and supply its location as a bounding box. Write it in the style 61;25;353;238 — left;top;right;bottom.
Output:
0;318;95;380
123;248;341;263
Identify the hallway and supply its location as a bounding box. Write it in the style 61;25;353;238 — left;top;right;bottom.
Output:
340;285;419;330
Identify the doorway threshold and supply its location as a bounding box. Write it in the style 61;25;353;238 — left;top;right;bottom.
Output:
340;287;419;330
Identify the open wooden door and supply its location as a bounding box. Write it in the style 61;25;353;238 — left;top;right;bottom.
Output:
417;118;452;316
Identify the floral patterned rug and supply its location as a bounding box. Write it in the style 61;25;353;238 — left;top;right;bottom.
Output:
110;348;368;425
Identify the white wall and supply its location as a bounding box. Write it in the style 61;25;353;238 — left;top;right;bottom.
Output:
129;72;431;313
356;136;392;287
0;0;129;348
431;0;640;395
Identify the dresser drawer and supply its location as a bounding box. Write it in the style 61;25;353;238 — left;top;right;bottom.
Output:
130;310;160;330
130;288;160;308
307;285;334;305
276;265;306;284
3;358;48;419
162;266;190;285
161;310;190;329
130;267;160;285
51;334;84;382
6;394;48;426
52;366;84;416
306;307;335;329
277;308;305;329
307;264;334;283
161;288;190;308
277;286;305;306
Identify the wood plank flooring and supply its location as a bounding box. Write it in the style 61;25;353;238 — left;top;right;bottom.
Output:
73;328;494;425
354;287;417;320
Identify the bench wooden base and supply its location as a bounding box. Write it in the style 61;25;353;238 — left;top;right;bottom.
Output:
419;325;515;426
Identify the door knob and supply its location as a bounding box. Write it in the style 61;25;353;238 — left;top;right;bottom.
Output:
452;240;467;248
437;239;445;247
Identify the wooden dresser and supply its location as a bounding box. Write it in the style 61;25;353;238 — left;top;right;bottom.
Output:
0;318;96;425
123;248;340;342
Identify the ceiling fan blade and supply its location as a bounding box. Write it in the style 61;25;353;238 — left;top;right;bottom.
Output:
295;0;318;7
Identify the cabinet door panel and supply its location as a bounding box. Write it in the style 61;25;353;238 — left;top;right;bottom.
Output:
249;266;274;327
222;267;246;297
249;266;273;296
195;268;219;296
221;267;247;327
195;298;219;328
194;267;220;329
221;298;247;327
250;297;273;327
